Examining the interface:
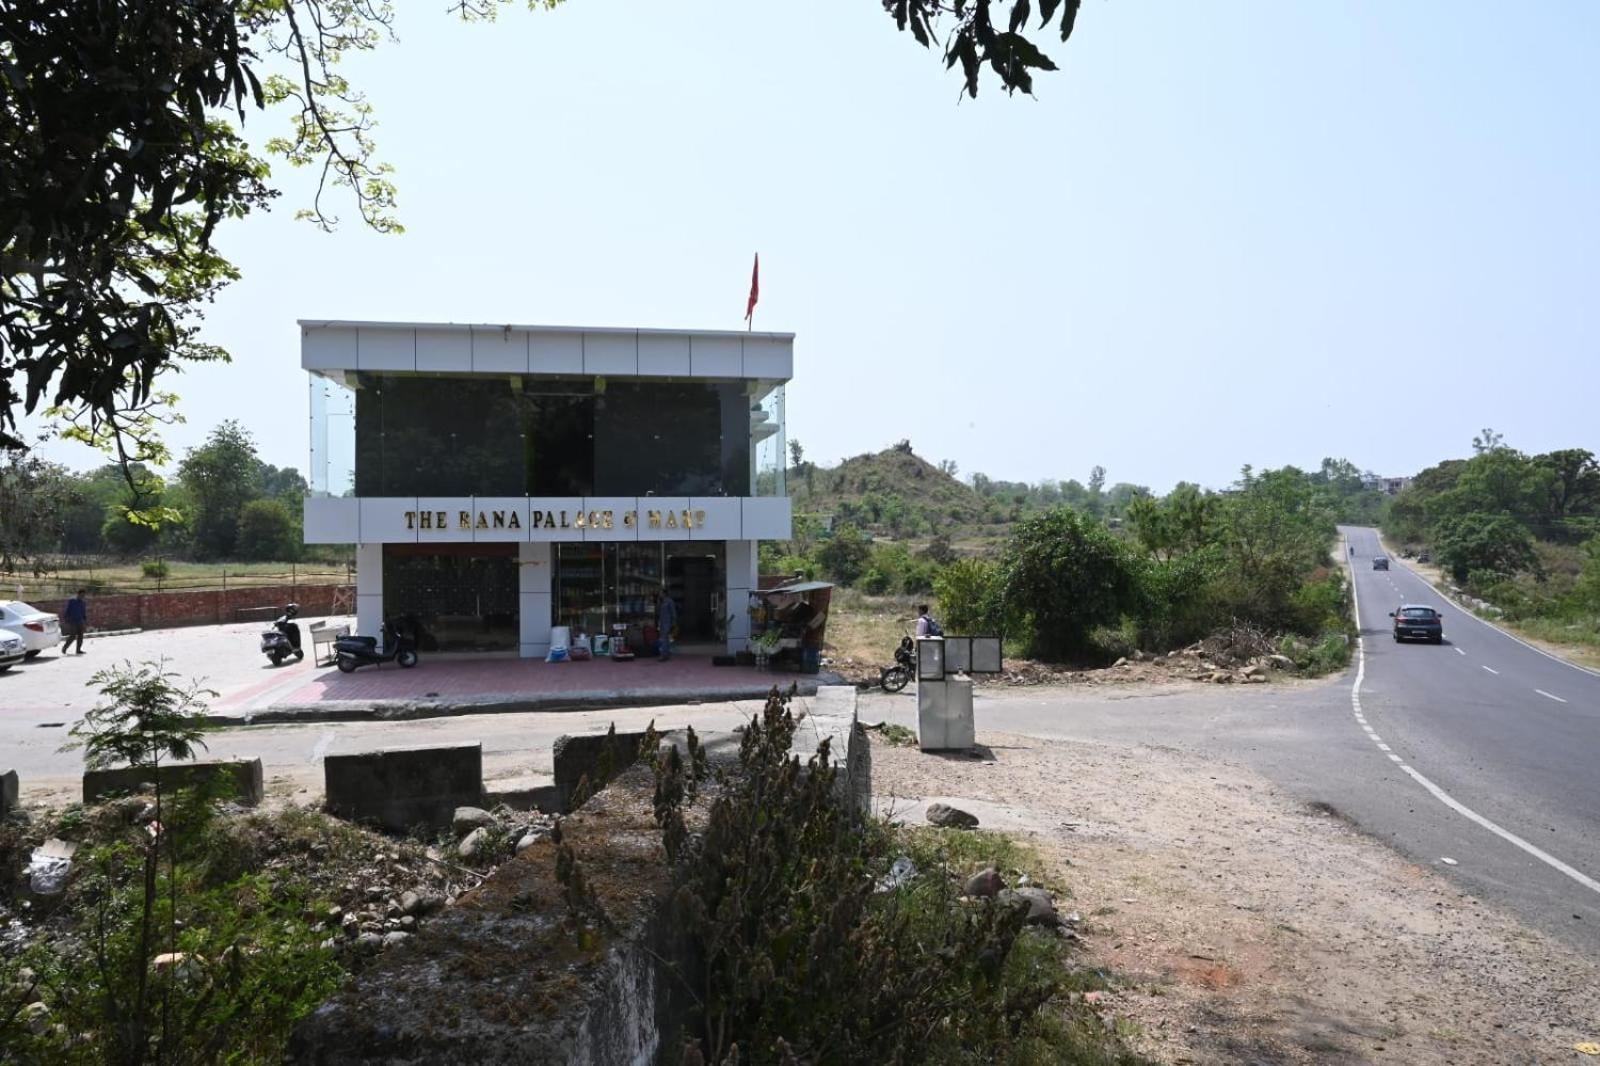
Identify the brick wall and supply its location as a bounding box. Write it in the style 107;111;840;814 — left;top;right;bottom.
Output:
31;583;351;632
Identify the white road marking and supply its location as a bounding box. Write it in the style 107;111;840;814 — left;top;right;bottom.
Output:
1535;690;1568;704
1456;648;1466;656
1481;666;1499;675
1349;566;1600;899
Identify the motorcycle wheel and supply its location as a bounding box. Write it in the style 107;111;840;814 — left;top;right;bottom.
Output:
336;655;358;674
397;649;418;668
880;665;911;693
269;650;285;666
294;649;305;662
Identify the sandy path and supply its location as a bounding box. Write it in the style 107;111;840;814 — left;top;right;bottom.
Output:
871;732;1600;1065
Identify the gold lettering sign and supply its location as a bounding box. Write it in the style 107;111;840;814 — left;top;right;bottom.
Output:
402;504;719;536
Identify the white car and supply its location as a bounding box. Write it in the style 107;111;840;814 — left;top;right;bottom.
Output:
0;600;62;657
0;631;24;671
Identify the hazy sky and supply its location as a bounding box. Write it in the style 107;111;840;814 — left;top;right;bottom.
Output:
28;1;1600;492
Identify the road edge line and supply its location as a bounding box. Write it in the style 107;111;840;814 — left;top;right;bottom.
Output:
1376;530;1600;681
1348;540;1600;900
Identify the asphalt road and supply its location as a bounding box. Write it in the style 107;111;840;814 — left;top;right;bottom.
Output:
864;524;1600;954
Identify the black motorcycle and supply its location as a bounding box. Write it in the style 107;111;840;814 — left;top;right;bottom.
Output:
879;634;915;693
260;603;304;667
333;619;419;673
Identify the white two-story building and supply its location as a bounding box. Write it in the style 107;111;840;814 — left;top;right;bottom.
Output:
300;320;792;658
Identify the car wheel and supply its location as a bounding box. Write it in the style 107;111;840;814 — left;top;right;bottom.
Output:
397;649;419;668
24;650;40;659
336;655;358;674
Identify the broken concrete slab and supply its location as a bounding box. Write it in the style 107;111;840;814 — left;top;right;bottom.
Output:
83;758;263;806
790;685;870;815
1;769;17;817
324;744;483;833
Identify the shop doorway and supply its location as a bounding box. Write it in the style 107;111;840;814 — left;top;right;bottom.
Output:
666;551;720;642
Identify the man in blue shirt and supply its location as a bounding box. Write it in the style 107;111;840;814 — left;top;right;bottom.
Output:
655;593;678;662
63;589;88;654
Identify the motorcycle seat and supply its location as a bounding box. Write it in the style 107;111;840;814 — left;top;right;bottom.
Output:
338;635;379;648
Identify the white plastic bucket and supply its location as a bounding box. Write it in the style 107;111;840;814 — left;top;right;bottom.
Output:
551;626;571;650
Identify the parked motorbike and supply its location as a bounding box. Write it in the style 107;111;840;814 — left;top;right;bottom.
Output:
333;619;418;673
260;603;304;666
879;634;915;693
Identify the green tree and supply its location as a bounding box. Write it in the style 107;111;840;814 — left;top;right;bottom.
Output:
1433;513;1539;585
0;447;78;571
887;0;1085;97
815;524;872;586
178;421;261;559
997;507;1136;662
236;498;299;562
933;558;999;633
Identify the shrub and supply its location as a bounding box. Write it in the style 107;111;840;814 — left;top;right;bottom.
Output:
656;691;1145;1065
235;498;299;562
933;557;999;634
141;558;170;579
998;508;1138;663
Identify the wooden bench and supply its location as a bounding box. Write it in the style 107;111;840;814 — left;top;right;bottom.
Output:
309;620;350;665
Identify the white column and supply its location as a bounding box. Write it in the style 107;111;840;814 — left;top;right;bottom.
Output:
725;540;758;653
355;542;383;637
519;541;553;658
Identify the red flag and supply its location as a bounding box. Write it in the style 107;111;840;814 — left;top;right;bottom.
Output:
744;253;760;322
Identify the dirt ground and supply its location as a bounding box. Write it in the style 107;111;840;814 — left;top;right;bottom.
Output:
870;732;1600;1065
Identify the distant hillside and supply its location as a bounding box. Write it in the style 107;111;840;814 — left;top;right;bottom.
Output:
787;443;993;541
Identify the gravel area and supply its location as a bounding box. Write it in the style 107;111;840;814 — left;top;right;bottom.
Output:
871;732;1600;1065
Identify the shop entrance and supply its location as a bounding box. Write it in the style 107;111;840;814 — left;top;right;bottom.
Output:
383;544;518;652
554;542;724;646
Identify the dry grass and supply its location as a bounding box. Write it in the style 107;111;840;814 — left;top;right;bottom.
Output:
5;559;351;600
824;590;921;671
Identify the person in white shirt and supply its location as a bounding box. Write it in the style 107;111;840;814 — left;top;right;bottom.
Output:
914;604;941;638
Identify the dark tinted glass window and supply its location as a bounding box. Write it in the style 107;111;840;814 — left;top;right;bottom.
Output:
1401;608;1436;619
353;374;749;496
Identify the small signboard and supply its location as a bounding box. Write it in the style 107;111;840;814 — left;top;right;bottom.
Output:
916;638;945;681
971;636;1002;674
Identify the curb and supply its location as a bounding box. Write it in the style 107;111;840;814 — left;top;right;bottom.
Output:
205;677;837;727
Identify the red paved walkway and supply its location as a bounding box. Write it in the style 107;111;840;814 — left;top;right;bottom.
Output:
215;654;809;712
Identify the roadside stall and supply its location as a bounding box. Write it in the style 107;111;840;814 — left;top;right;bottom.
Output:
748;580;833;672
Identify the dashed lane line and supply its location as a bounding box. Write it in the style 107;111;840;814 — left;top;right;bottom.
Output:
1481;665;1499;675
1456;647;1466;656
1349;559;1600;899
1536;690;1568;704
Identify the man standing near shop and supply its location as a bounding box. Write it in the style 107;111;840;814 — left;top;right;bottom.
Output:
62;588;88;654
655;591;678;662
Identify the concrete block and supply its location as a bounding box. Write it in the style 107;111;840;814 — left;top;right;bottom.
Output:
83;759;264;806
553;729;647;813
324;744;483;832
917;678;975;752
1;769;17;817
790;686;871;815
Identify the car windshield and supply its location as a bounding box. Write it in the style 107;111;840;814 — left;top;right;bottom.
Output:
1400;608;1435;619
2;601;43;617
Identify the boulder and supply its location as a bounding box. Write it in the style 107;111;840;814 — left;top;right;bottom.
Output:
22;1001;50;1035
998;886;1060;926
452;806;494;836
516;830;547;854
457;826;491;860
382;931;411;949
965;867;1005;898
926;802;979;830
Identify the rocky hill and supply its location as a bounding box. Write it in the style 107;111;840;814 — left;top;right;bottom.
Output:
787;443;994;541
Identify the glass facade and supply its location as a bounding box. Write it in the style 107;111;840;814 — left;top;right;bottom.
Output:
382;544;519;652
305;372;787;498
554;542;726;643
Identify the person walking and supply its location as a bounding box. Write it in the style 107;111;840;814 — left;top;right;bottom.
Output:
62;589;88;654
655;592;678;662
914;603;943;638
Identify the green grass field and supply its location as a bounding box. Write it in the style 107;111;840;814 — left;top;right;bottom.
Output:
4;559;351;602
